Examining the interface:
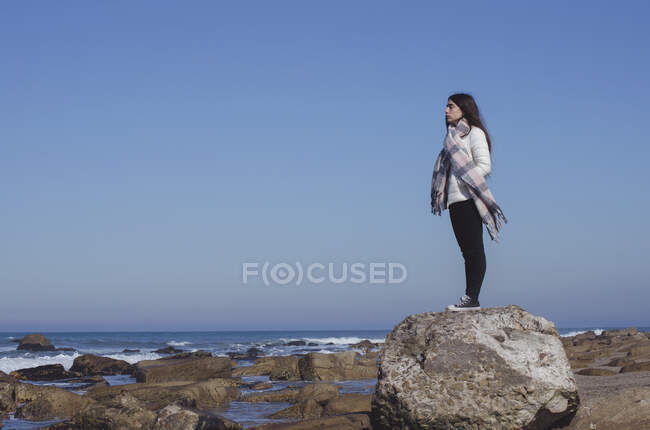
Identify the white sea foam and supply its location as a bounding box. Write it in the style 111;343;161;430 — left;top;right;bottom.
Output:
105;352;163;363
560;329;604;337
0;352;80;374
167;340;192;347
293;337;385;345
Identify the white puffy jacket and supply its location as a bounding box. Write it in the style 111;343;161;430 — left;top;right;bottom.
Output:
446;125;492;209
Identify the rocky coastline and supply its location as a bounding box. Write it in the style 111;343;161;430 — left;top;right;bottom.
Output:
1;308;649;429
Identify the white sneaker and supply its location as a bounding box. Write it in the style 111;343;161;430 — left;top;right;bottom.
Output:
446;294;481;312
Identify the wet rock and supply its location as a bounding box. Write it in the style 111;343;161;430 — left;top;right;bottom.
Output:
16;334;55;351
626;342;650;359
0;379;15;413
605;357;634;367
602;327;638;337
47;392;156;429
227;347;263;360
243;383;340;404
10;364;78;381
159;350;213;360
0;371;16;384
70;354;135;376
135;356;231;383
250;381;273;390
287;340;306;346
152;401;242;429
13;382;93;421
619;361;650;373
155;346;185;354
350;339;381;353
269;398;323;419
561;386;650;429
371;305;578;430
232;356;300;380
86;378;240;410
122;348;140;353
568;358;594;369
575;368;617;376
322;393;372;416
249;413;371;430
298;351;377;381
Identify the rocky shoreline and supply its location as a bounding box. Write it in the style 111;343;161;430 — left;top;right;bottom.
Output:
1;311;649;429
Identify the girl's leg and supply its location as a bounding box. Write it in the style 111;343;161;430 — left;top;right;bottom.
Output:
449;199;486;300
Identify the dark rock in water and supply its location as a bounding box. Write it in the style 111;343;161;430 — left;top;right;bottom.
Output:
371;305;579;430
246;347;263;357
350;339;380;353
70;354;135;376
122;348;140;353
307;342;319;346
159;350;212;360
227;347;263;360
55;347;76;351
325;342;334;345
16;333;56;351
287;340;306;346
10;364;79;381
154;346;185;354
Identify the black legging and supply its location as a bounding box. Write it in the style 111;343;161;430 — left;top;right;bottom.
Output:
449;199;486;300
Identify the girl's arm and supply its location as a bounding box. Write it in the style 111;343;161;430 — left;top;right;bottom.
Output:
470;128;491;176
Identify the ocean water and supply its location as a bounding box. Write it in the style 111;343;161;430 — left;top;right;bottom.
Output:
0;327;648;429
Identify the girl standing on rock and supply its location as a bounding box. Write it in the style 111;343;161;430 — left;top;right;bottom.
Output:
430;93;507;312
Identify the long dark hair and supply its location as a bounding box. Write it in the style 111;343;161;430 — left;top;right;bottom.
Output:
446;93;492;153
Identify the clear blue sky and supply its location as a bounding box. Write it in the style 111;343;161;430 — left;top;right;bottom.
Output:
1;1;648;331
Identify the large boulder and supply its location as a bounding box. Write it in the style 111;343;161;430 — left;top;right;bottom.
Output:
16;334;55;351
371;305;579;430
135;356;231;383
70;354;135;376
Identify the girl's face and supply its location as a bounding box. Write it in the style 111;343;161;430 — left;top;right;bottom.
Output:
445;99;463;123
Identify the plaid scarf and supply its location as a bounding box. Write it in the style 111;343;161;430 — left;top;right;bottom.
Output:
430;118;508;242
